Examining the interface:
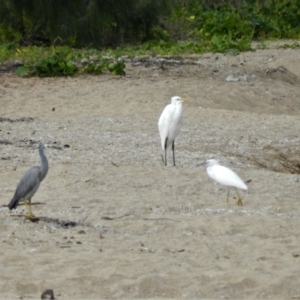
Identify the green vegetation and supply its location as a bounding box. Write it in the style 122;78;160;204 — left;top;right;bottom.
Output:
171;0;300;53
0;0;169;47
16;48;78;77
13;46;126;77
1;0;300;77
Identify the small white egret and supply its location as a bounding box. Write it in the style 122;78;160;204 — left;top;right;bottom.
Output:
158;96;188;166
201;159;248;206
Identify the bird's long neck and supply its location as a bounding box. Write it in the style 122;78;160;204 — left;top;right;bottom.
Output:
177;102;182;111
39;147;49;182
175;102;183;120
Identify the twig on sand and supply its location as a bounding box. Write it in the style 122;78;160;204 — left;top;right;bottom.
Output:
2;202;46;207
111;161;119;167
102;213;180;222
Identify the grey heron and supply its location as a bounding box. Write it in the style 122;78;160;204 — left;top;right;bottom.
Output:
8;143;48;219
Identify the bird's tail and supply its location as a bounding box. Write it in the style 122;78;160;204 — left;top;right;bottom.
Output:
8;197;19;210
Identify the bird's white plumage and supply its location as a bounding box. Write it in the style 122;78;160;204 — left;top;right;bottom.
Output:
158;96;183;151
206;159;247;190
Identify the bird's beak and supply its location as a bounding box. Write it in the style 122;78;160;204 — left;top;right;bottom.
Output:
196;161;207;167
181;97;190;103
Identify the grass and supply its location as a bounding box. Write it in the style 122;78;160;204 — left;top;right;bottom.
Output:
0;41;206;77
1;39;300;77
1;45;126;76
1;0;300;77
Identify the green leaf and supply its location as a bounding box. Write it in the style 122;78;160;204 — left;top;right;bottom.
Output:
109;62;126;75
16;66;30;77
58;61;66;69
66;60;74;67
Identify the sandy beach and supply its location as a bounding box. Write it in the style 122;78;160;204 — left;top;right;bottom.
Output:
1;42;300;299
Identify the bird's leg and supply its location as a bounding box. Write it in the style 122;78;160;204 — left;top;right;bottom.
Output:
226;188;230;203
172;141;176;166
28;199;36;218
164;138;168;166
235;188;243;206
24;199;36;219
24;199;31;216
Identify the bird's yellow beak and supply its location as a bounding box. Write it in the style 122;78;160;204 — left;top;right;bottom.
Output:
181;97;190;103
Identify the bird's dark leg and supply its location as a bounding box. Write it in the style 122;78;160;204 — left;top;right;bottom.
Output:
172;141;176;166
164;138;168;166
235;188;243;206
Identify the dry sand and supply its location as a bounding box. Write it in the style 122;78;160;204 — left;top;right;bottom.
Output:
1;42;300;299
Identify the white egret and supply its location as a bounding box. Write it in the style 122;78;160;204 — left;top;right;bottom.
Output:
158;96;188;166
201;159;248;206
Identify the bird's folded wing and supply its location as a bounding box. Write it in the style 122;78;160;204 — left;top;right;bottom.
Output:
12;167;40;201
211;165;245;188
158;105;175;147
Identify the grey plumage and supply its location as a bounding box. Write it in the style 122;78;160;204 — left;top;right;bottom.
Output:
8;143;48;217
